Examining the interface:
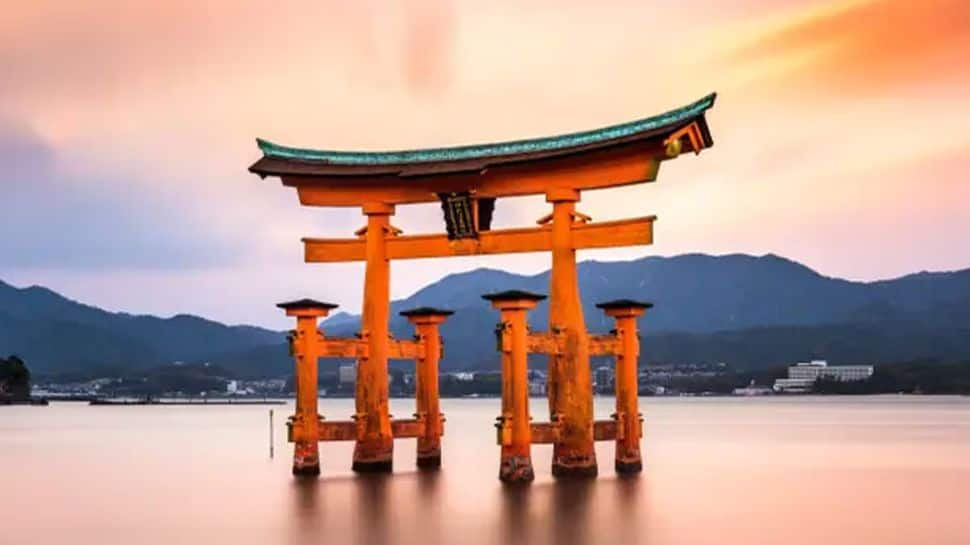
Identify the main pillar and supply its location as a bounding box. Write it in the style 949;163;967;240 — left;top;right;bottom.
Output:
484;290;545;483
277;299;338;477
597;299;651;474
401;307;453;469
546;188;597;477
353;202;395;472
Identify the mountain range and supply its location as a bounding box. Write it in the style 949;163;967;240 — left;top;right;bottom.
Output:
0;281;282;376
3;253;969;378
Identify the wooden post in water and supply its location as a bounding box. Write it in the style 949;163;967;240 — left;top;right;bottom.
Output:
401;307;453;469
269;409;275;459
485;290;546;483
597;299;651;474
352;202;396;473
277;299;338;477
545;188;597;478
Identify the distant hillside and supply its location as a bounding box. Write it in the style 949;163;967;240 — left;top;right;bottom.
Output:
310;253;970;370
0;280;283;375
4;253;970;377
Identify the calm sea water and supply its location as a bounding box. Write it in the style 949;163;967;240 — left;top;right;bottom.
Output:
3;396;970;545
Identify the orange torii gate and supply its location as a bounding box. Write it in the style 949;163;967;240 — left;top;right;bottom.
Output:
250;93;716;479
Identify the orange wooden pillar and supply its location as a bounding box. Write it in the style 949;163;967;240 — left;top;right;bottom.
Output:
401;307;453;469
597;299;651;474
278;298;337;477
354;202;395;472
546;188;597;477
484;290;545;483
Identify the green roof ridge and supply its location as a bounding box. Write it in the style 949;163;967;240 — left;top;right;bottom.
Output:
257;93;715;165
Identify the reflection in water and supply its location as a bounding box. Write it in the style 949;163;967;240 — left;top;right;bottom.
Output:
500;485;532;545
4;398;970;545
415;470;444;545
551;479;594;545
355;474;390;545
291;477;322;535
614;474;643;544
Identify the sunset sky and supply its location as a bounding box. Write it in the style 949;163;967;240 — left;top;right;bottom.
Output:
2;0;968;329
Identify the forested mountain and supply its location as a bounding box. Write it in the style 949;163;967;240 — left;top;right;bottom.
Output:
4;253;969;376
0;280;282;375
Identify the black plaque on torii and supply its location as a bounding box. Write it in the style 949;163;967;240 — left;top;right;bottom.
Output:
438;192;495;239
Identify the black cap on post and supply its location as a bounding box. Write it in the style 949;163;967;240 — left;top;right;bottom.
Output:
399;307;455;318
595;299;653;310
481;290;547;303
276;298;339;311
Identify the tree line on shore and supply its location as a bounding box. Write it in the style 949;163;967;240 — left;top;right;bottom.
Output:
0;355;31;401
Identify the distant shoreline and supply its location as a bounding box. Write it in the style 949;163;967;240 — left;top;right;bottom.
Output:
8;392;967;408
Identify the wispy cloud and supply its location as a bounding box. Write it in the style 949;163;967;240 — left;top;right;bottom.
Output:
721;0;970;94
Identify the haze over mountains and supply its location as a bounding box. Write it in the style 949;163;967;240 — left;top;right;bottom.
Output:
3;253;969;378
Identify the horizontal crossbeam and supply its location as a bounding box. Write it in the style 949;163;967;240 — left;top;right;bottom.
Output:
314;337;422;360
389;418;426;438
303;216;655;262
530;422;559;444
319;420;357;441
593;419;618;442
529;420;618;444
319;339;361;358
588;334;622;356
290;417;431;442
526;332;623;356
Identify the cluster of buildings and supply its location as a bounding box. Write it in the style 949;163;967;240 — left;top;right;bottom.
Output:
771;360;873;393
33;358;877;399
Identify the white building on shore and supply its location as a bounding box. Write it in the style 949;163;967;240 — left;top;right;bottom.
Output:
773;360;874;393
338;365;356;385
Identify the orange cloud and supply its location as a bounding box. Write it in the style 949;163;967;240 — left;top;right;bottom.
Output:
723;0;970;94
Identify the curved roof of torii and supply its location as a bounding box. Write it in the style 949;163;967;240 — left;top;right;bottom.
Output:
249;93;716;179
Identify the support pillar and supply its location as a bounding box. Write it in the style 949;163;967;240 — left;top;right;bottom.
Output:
401;307;453;469
545;188;597;478
354;202;396;472
277;299;338;477
597;299;651;474
484;290;546;483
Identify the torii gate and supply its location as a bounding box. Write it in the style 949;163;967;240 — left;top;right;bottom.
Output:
250;93;716;479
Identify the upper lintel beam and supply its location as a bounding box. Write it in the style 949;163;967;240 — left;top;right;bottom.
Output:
289;144;662;207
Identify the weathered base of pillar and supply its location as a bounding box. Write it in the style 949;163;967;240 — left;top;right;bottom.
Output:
352;459;393;473
551;463;598;478
551;452;598;479
499;456;535;483
417;455;441;469
417;439;441;470
292;463;321;477
352;439;393;473
615;459;643;475
292;442;320;477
